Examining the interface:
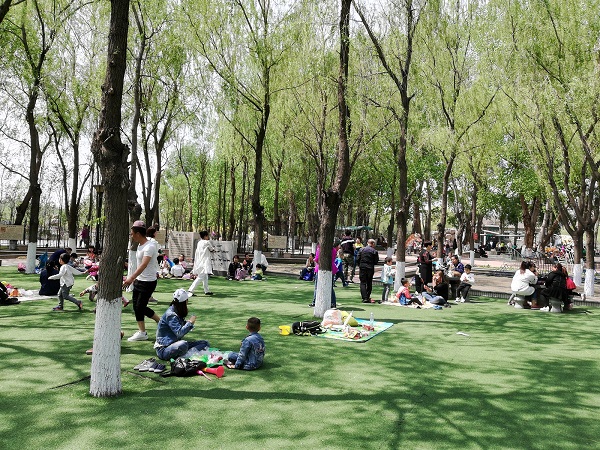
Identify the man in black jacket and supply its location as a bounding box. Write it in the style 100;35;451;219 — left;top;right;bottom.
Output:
357;239;379;303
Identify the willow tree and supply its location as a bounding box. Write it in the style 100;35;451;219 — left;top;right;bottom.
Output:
354;0;424;285
501;0;600;295
184;0;296;266
89;0;131;398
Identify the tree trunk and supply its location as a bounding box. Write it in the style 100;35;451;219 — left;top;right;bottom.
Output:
89;0;131;398
436;156;455;260
314;0;352;318
227;160;237;241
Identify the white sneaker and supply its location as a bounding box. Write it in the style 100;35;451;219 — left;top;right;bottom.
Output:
460;297;466;303
127;331;148;341
454;297;460;303
539;306;550;312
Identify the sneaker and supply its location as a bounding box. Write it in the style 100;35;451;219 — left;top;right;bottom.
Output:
52;306;63;311
148;297;157;303
85;348;93;355
134;358;156;371
454;298;460;304
77;301;83;311
127;331;149;342
308;303;315;307
460;297;466;303
152;363;166;373
539;306;550;312
187;291;195;297
205;292;214;296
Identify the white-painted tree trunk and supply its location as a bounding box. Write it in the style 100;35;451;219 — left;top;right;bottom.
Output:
584;268;594;298
26;242;37;274
572;263;583;286
68;237;77;252
90;295;122;397
469;250;475;267
253;249;262;272
314;269;332;318
125;249;137;292
394;261;406;291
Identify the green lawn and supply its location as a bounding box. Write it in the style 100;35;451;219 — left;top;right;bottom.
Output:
1;267;599;449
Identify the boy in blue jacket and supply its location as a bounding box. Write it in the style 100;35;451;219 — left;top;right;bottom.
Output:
225;317;265;370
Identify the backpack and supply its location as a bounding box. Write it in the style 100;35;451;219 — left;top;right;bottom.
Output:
292;321;324;336
161;357;207;377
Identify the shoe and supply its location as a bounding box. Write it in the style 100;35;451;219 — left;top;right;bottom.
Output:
148;297;157;303
77;301;83;311
85;348;93;355
308;303;315;307
136;358;156;371
444;303;452;308
454;298;460;304
152;363;166;373
127;331;148;342
52;306;63;311
460;297;466;303
187;291;195;297
362;299;369;303
343;283;349;287
205;292;214;296
539;306;550;312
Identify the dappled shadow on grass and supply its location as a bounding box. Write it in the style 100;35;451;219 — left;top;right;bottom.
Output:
2;276;600;448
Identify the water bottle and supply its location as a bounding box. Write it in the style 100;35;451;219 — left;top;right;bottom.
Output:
369;312;374;328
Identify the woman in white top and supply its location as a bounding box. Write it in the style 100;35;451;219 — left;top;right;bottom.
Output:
123;221;160;341
511;261;538;297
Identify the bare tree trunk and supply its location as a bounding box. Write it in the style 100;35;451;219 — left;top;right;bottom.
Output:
89;0;131;398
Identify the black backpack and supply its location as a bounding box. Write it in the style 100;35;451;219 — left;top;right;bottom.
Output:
161;357;207;377
292;321;324;336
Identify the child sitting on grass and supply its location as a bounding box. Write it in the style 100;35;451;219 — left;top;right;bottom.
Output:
49;253;88;311
395;278;423;307
251;264;264;281
225;317;265;370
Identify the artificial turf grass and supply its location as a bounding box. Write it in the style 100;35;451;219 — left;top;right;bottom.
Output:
1;267;600;449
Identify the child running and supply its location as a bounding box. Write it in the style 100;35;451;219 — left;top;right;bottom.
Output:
49;253;88;311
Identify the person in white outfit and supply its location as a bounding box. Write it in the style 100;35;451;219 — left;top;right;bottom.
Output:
188;230;216;296
511;261;538;300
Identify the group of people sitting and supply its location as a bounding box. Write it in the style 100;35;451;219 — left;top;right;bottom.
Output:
510;260;580;311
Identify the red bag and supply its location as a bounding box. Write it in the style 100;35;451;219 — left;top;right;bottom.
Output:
566;277;576;290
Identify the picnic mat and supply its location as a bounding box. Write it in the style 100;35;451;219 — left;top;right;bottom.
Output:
317;318;394;343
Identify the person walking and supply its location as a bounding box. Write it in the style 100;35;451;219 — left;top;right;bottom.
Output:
188;230;216;296
123;221;161;342
357;238;379;303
